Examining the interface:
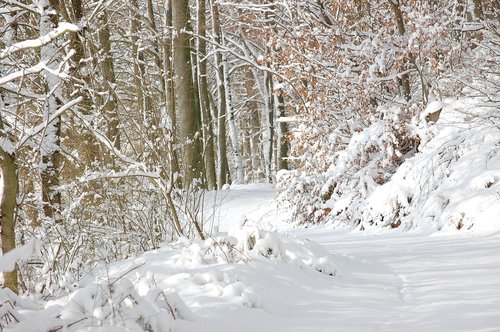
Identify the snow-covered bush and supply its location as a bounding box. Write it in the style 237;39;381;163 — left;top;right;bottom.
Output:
280;99;500;233
278;107;418;227
174;226;336;276
1;273;192;331
15;173;176;296
276;1;499;233
364;100;500;232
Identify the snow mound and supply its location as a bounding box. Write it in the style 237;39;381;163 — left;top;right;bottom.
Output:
279;98;500;234
175;226;336;276
365;99;500;233
2;275;191;331
1;225;336;331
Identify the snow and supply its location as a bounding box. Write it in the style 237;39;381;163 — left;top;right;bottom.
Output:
0;238;40;273
0;62;45;86
0;22;80;59
366;99;500;233
276;116;298;123
278;98;500;233
0;136;15;155
299;229;500;331
2;184;500;331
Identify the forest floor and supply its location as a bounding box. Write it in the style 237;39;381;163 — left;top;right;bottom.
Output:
190;184;500;332
8;184;500;331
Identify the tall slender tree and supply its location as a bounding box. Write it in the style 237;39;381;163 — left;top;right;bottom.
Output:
40;0;62;224
210;0;231;188
0;119;18;294
172;0;203;187
197;0;217;189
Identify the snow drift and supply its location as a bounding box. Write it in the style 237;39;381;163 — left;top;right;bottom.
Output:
279;99;500;233
366;99;500;233
0;226;335;331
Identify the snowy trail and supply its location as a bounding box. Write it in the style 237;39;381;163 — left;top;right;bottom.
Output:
295;230;500;331
178;228;500;331
204;185;500;331
20;185;498;331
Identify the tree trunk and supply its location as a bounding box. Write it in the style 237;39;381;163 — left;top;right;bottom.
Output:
0;113;18;293
40;0;62;224
67;0;98;164
97;10;120;151
223;56;244;184
243;68;262;181
263;71;274;182
163;0;180;181
388;0;411;102
131;0;152;118
277;94;288;171
172;0;203;187
197;0;217;190
0;13;18;286
211;0;231;188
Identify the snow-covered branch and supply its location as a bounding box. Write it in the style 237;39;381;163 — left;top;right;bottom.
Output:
1;0;38;13
0;63;45;86
0;57;72;86
0;22;80;60
17;96;83;148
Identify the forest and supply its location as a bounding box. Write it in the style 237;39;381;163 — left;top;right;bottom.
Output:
0;0;499;330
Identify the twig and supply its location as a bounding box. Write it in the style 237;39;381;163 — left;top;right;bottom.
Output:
109;262;147;287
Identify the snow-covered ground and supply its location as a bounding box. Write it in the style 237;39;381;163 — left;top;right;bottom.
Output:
299;229;500;331
196;184;500;331
3;184;500;331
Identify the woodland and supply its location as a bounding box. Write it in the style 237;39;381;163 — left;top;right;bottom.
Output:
0;0;499;330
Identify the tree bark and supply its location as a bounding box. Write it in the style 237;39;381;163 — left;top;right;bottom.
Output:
388;0;411;102
277;94;288;171
0;115;18;293
223;57;244;184
243;68;263;181
197;0;217;190
162;0;180;181
97;10;120;150
67;0;99;164
211;0;231;188
263;71;274;182
172;0;203;187
131;0;151;118
40;0;62;223
0;148;18;294
472;0;484;20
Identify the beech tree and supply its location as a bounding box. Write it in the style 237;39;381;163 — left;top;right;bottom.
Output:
0;122;18;293
172;0;204;188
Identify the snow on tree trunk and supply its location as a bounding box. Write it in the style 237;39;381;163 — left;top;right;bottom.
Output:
0;107;18;293
262;71;274;183
97;10;120;151
172;0;203;187
223;52;244;184
39;0;62;224
197;0;217;190
211;0;231;188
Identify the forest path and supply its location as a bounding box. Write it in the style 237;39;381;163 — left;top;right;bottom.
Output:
302;229;500;331
196;184;500;331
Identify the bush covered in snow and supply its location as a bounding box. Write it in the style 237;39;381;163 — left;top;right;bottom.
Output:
278;106;419;227
279;99;500;233
0;274;192;331
0;223;336;331
364;100;500;232
174;226;336;276
275;0;499;234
